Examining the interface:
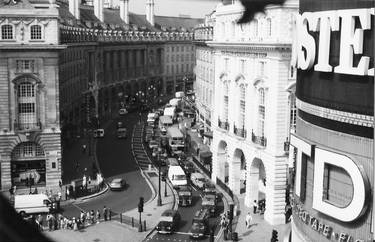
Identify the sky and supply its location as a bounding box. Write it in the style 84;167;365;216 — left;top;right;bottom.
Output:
113;0;219;18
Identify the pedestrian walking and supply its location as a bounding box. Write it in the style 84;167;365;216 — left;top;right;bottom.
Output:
80;210;85;228
245;212;253;229
253;200;258;214
82;144;87;154
103;206;108;221
90;210;95;224
66;187;70;200
86;211;91;225
96;210;101;224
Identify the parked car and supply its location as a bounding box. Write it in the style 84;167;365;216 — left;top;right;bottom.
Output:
109;178;126;191
183;161;195;175
118;108;128;115
202;194;217;216
190;208;210;239
156;209;181;234
190;172;209;190
93;129;105;138
149;140;159;149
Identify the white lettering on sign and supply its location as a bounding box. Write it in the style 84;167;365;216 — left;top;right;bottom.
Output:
291;8;374;76
290;134;370;222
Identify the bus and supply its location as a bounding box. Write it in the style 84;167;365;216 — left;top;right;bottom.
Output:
167;126;185;153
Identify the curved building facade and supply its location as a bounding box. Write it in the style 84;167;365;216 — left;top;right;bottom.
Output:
290;0;374;241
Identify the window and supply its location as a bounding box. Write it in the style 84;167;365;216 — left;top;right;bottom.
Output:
166;65;169;74
239;85;246;128
172;46;174;51
252;20;258;37
240;60;246;74
259;61;265;76
177;55;180;62
171;65;174;74
266;18;272;36
17;81;37;130
222;22;226;38
223;83;229;121
224;58;229;72
30;25;42;40
1;24;13;40
171;55;175;62
258;88;265;137
289;94;297;132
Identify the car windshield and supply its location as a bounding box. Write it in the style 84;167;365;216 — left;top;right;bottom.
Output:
174;175;186;180
160;216;173;222
192;222;205;229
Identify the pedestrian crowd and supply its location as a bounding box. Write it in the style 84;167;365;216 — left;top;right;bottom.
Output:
25;206;112;232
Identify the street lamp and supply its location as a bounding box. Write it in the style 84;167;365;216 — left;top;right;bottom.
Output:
157;153;162;206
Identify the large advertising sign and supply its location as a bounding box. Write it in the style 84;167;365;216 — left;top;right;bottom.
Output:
292;0;374;116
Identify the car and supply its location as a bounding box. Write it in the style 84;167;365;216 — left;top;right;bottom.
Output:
190;172;209;189
93;129;105;138
203;183;220;201
183;161;195;174
177;185;192;207
202;194;217;216
160;126;167;135
118;108;128;115
117;121;123;129
156;209;181;234
190;208;210;239
109;178;126;191
149;140;159;149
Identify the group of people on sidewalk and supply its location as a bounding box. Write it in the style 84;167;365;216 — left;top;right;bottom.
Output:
27;205;113;233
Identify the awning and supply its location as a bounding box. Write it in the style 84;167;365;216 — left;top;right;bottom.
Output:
203;131;213;139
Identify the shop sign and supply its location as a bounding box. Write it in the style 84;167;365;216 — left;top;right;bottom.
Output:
292;8;374;76
290;134;370;222
291;197;364;242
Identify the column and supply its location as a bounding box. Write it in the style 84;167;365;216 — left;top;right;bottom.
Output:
1;159;11;190
229;159;241;194
264;157;287;225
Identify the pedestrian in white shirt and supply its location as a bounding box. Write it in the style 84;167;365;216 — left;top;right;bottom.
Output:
245;212;253;229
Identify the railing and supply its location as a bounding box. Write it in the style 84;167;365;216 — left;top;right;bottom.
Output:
233;124;246;138
14;121;42;131
251;130;267;147
217;118;229;131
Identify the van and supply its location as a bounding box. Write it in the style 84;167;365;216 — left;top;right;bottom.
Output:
168;165;187;188
14;194;53;215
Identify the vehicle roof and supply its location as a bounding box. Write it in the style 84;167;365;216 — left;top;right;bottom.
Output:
161;209;178;217
193;208;209;220
191;172;205;178
111;178;123;182
168;166;185;175
167;126;183;138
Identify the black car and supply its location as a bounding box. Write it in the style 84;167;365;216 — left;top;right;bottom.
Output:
183;161;195;174
177;185;192;207
156;209;181;234
190;208;210;239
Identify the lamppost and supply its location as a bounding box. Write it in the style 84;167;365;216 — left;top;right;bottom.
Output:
136;91;145;111
157;153;162;206
147;84;157;110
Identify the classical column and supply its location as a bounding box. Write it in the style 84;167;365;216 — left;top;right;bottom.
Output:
229;158;241;194
1;159;11;190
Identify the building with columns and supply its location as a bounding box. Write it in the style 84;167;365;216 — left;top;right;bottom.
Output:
193;11;215;141
208;0;298;225
0;0;64;192
0;0;203;192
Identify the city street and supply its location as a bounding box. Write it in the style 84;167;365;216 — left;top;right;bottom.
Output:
61;112;152;218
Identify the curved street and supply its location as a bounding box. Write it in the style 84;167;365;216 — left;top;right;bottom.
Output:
61;112;152;218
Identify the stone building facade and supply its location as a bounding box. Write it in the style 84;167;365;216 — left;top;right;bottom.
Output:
193;12;215;140
209;0;298;225
0;0;64;192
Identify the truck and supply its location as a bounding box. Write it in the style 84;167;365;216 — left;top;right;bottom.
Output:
177;185;192;206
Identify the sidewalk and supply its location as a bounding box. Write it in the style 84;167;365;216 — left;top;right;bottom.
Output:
232;195;291;242
44;169;176;242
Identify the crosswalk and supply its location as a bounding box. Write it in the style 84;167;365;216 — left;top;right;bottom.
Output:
131;122;154;171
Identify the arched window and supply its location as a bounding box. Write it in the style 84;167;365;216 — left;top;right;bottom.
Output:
239;84;246;128
1;24;14;40
30;25;42;40
16;79;39;130
258;88;265;137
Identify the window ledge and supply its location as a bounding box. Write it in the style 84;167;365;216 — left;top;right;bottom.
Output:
0;39;16;42
29;39;45;42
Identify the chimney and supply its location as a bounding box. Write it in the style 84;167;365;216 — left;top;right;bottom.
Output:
119;0;129;24
69;0;80;20
146;0;155;26
94;0;104;22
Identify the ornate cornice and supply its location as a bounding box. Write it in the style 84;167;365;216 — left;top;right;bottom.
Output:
207;41;291;53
